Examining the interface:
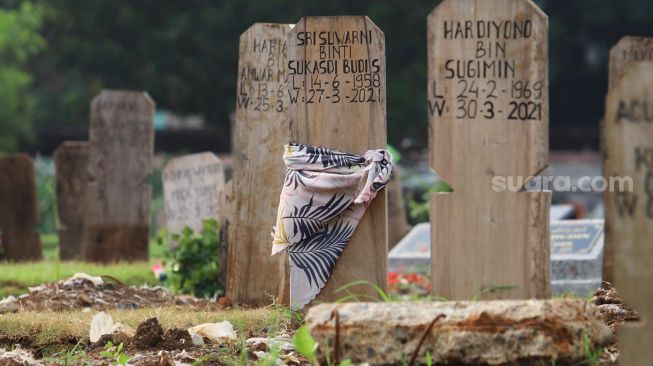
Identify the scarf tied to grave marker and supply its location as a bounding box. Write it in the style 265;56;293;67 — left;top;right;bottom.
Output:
271;143;393;309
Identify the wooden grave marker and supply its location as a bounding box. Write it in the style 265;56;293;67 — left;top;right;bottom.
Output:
603;36;653;284
54;141;89;260
162;152;225;237
0;154;42;261
608;36;653;90
286;16;388;303
604;62;653;365
388;171;411;249
227;23;293;305
427;0;551;300
83;90;154;262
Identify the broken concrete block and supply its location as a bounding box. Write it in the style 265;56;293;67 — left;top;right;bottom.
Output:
306;300;611;365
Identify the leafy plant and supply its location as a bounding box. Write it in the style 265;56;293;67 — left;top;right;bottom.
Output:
407;180;453;224
35;156;59;235
294;326;318;365
100;341;130;366
46;342;92;366
157;219;223;298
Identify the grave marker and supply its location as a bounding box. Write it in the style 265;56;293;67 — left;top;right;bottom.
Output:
287;16;388;303
550;219;603;296
427;0;550;300
603;36;653;284
608;36;653;90
387;172;411;248
83;90;154;262
388;223;430;274
162;152;225;238
0;154;42;261
227;23;293;305
54;141;89;260
604;62;653;365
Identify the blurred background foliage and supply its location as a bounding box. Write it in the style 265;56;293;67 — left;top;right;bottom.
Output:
0;2;44;152
0;0;651;152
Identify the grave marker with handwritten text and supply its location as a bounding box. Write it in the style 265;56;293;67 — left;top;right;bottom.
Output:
428;0;551;300
603;36;653;284
287;16;388;304
227;23;293;305
163;152;225;237
604;62;653;365
83;90;154;262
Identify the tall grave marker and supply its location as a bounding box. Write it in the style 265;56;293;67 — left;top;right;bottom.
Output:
287;16;388;303
603;36;653;284
0;154;42;261
162;152;225;237
604;62;653;365
83;90;154;262
427;0;550;300
227;23;293;305
54;141;89;260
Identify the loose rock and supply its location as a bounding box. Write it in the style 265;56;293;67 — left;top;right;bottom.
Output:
246;337;294;352
0;296;19;314
89;311;115;343
188;321;236;344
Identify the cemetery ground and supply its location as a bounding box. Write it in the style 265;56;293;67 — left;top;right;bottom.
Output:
0;155;643;365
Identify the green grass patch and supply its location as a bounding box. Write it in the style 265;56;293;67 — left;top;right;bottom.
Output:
0;261;158;298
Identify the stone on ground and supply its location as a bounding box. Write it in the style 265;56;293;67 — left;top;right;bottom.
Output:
306;300;611;365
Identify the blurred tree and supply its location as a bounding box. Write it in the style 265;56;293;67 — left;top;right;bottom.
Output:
0;2;45;152
28;0;433;149
4;0;653;152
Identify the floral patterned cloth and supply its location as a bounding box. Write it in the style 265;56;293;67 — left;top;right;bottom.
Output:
271;143;393;309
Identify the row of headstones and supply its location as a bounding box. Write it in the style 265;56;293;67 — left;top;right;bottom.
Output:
0;92;156;262
225;3;653;363
0;1;650;361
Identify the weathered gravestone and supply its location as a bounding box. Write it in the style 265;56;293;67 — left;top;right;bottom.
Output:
162;152;225;238
0;154;42;261
428;0;551;300
54;141;89;260
227;23;293;305
388;223;430;274
603;36;653;284
389;218;602;296
550;219;604;296
83;90;154;262
604;62;653;365
287;16;388;303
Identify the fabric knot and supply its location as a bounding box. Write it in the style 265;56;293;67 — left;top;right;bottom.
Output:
364;149;387;163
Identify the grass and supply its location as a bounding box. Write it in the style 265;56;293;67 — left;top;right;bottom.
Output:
0;235;169;298
0;306;288;352
0;261;158;298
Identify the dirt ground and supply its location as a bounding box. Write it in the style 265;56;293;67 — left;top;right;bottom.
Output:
0;278;642;366
2;274;225;312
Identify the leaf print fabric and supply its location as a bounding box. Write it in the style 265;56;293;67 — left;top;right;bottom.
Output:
271;143;393;309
